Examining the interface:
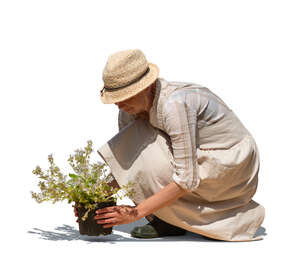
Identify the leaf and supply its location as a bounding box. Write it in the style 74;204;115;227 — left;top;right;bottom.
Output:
32;140;136;207
69;173;80;179
69;173;86;182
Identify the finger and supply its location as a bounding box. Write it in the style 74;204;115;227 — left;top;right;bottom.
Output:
94;212;117;220
103;224;114;228
96;217;117;225
95;206;117;214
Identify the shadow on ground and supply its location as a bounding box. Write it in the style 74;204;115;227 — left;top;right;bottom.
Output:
28;218;267;244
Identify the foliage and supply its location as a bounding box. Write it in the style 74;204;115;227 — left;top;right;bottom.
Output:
31;140;135;221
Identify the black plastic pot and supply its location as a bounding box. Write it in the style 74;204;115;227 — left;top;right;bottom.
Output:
76;200;116;236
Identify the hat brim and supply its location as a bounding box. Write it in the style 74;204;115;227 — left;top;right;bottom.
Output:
100;63;159;104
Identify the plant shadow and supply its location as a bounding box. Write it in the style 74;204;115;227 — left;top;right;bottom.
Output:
28;218;267;244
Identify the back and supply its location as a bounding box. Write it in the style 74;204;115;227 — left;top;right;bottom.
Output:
164;81;251;149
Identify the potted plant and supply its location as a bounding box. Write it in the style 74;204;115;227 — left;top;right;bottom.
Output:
31;140;135;236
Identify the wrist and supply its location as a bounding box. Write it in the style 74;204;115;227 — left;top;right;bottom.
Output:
135;205;148;221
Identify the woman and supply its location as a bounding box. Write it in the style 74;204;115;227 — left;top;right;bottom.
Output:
91;49;265;241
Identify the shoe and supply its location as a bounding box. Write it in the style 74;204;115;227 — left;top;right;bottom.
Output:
131;215;186;238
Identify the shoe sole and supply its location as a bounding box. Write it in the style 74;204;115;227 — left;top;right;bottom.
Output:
130;231;159;239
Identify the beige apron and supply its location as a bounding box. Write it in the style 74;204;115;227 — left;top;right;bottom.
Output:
98;79;265;242
98;118;265;242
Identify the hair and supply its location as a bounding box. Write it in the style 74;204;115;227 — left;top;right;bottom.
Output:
149;79;157;97
137;79;157;121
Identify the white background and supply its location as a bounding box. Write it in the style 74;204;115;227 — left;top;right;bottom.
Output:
1;0;299;267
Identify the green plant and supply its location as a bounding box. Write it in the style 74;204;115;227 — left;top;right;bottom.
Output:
31;140;135;221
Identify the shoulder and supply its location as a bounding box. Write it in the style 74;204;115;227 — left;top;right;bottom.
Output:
163;88;202;113
161;91;198;130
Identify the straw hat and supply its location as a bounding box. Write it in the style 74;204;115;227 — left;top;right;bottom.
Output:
100;49;159;104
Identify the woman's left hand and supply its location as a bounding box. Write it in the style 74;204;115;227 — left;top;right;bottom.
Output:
94;205;139;228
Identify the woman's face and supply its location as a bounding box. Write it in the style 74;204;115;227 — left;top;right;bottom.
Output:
115;89;148;115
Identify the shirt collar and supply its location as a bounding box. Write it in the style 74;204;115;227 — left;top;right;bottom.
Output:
149;77;168;130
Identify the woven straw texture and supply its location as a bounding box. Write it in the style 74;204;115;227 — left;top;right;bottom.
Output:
100;49;159;104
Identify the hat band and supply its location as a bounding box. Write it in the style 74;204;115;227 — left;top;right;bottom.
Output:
103;67;150;91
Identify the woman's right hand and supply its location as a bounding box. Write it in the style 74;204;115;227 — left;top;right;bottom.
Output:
72;204;79;223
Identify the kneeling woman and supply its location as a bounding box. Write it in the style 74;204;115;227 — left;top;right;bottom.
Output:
95;49;265;242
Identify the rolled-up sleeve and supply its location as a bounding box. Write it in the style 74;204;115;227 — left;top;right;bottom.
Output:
162;98;200;191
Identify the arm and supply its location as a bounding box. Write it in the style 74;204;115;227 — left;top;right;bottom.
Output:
136;96;200;218
94;181;188;227
162;96;200;190
135;181;188;219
